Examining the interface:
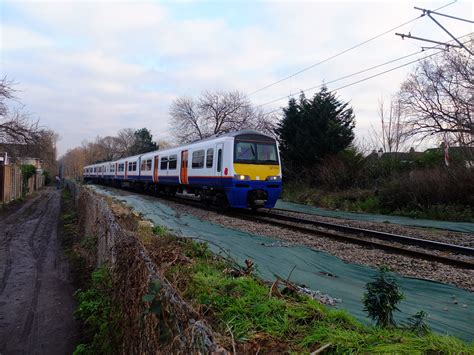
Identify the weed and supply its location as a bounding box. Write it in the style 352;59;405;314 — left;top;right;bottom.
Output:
362;266;404;328
152;225;167;236
142;280;172;342
74;267;119;354
404;310;431;336
169;256;473;353
79;235;97;251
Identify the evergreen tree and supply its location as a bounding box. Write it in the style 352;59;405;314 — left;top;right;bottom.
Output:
129;128;158;155
276;86;355;171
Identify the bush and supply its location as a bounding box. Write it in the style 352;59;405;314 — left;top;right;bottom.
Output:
43;170;52;185
379;167;474;214
314;148;366;190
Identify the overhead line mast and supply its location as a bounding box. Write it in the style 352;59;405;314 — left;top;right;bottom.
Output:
396;6;473;55
246;1;457;98
260;34;471;117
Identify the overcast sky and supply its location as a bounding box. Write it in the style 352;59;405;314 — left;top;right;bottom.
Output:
1;0;472;156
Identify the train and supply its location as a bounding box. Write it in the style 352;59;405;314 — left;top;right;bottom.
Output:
83;130;282;209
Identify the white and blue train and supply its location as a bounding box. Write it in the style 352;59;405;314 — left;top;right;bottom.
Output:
83;130;282;209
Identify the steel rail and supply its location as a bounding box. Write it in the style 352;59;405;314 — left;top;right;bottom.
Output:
267;209;474;256
88;183;474;269
232;212;474;270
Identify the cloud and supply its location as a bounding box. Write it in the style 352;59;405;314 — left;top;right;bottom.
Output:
1;0;472;155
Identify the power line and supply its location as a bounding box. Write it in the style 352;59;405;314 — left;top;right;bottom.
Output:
256;50;426;109
260;33;471;116
262;51;442;116
247;0;457;98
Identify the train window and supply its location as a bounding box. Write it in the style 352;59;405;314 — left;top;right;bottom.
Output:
192;150;205;169
110;165;115;173
141;159;152;171
206;149;214;168
128;162;137;171
217;149;222;172
160;157;168;170
234;141;278;165
118;163;125;172
235;142;256;161
168;155;177;170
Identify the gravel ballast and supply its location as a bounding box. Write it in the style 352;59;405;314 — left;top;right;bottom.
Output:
157;197;474;292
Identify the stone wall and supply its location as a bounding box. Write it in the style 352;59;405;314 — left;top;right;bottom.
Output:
67;181;226;354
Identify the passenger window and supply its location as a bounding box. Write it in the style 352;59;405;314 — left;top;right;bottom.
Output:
206;149;214;168
160;157;168;170
169;155;177;170
192;150;205;169
146;159;152;171
217;149;222;172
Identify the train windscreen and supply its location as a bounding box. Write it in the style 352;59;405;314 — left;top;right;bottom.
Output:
234;135;279;165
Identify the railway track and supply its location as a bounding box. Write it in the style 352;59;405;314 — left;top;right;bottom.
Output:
90;183;474;269
233;210;474;270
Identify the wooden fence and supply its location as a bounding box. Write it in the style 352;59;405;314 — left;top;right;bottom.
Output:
0;165;45;204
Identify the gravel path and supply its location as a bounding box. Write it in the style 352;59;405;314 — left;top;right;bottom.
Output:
0;188;79;354
156;197;474;292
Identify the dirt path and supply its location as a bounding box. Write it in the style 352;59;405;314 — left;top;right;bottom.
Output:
0;188;78;354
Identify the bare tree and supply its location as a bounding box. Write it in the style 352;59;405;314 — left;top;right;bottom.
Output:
371;97;411;153
115;128;136;157
0;77;40;145
398;38;473;147
170;90;276;143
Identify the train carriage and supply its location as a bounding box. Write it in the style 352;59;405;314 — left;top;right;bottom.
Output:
83;130;282;209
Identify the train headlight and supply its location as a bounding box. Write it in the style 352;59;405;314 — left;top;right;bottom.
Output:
266;176;281;181
234;174;250;180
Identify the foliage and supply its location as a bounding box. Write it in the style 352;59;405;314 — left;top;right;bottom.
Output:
59;127;163;179
74;267;119;354
276;86;355;174
362;266;404;328
404;310;431;336
152;225;167;236
167;242;472;353
20;164;37;194
316;148;366;190
142;280;171;342
379;167;474;214
20;164;36;180
129;128;158;155
43;170;52;185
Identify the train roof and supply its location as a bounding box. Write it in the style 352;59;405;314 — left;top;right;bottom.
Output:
84;130;275;168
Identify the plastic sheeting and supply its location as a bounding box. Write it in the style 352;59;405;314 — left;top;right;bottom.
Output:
276;200;474;234
89;186;474;341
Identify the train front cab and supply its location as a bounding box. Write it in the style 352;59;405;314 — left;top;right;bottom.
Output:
225;133;282;209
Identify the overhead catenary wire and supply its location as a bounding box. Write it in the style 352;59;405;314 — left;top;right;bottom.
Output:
260;33;472;116
246;0;457;98
255;50;427;109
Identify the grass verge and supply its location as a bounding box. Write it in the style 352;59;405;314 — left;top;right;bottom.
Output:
144;226;474;353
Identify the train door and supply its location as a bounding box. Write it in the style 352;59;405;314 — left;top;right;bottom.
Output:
153;155;159;183
180;150;189;184
124;161;128;179
215;143;224;178
115;163;118;177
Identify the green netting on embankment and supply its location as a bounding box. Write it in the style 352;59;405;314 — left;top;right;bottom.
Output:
276;200;474;233
89;185;474;341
